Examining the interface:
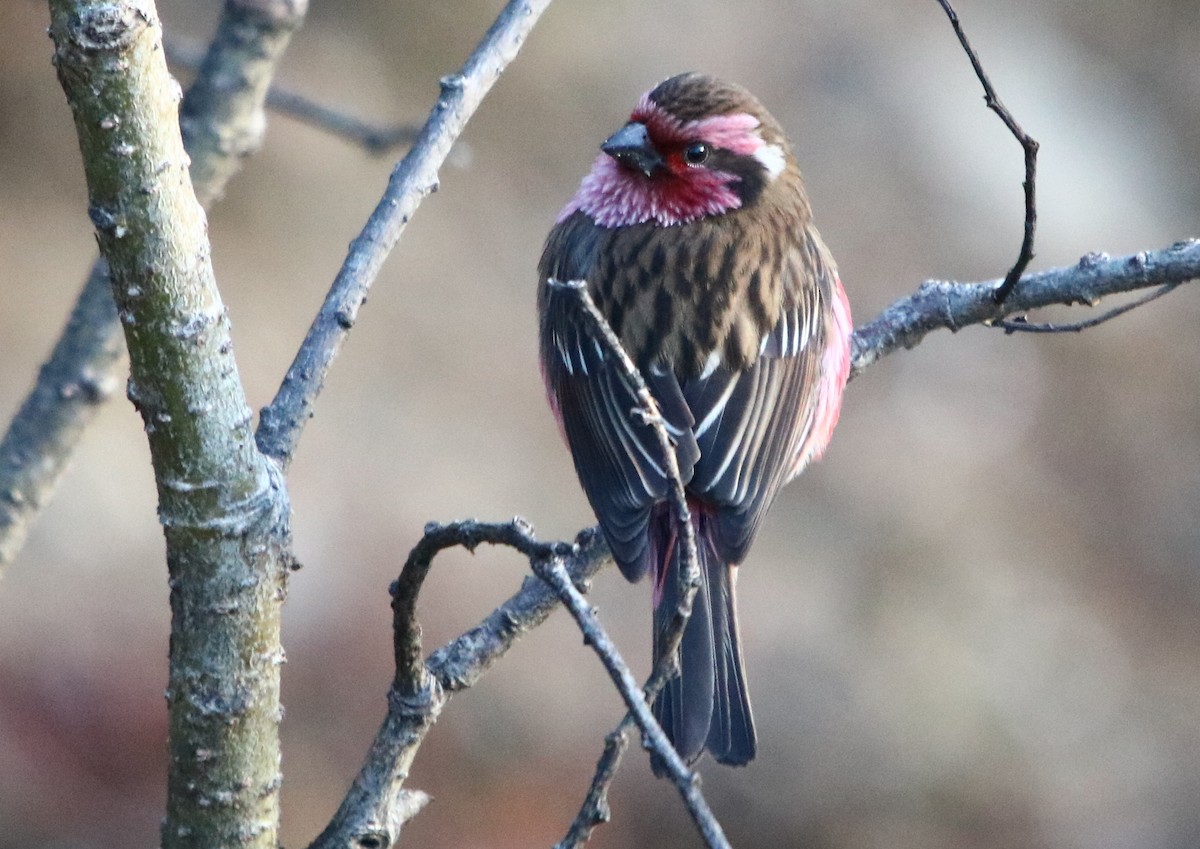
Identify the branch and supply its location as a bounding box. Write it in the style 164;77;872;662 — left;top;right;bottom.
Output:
255;0;554;468
555;722;632;849
166;36;453;158
0;0;305;573
307;520;609;849
262;85;424;157
549;281;701;700
548;279;709;842
534;560;731;849
49;2;294;847
310;240;1200;848
936;0;1039;303
849;241;1200;379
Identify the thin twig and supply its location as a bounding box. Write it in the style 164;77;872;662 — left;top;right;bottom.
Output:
166;36;454;158
256;0;554;469
997;282;1180;334
550;280;701;693
263;86;424;156
534;560;732;849
935;0;1039;304
547;279;708;845
555;722;633;849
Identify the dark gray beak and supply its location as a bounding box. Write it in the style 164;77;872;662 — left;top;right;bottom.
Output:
601;122;664;177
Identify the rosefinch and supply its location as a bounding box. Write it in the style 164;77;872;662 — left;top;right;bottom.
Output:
538;73;851;768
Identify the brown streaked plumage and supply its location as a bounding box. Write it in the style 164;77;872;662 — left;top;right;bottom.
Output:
538;73;852;769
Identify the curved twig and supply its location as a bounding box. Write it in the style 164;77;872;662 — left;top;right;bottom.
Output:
996;282;1180;334
307;520;608;849
935;0;1039;304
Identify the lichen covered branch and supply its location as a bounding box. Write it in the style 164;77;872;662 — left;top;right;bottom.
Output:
48;3;293;847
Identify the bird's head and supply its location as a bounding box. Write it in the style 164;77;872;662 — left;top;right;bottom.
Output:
561;73;795;228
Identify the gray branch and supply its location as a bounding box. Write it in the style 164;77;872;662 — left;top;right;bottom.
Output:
849;240;1200;379
48;2;298;847
166;35;452;159
307;520;610;849
550;279;718;846
255;0;555;468
534;560;732;849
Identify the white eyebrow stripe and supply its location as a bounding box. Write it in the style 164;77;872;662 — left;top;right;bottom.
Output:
753;143;786;179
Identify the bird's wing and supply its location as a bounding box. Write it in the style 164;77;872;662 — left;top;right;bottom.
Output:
539;213;700;581
684;244;830;564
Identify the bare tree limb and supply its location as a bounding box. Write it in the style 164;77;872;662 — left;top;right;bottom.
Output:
49;3;295;849
935;0;1039;303
307;519;608;849
166;35;454;159
548;279;711;842
849;241;1200;379
0;0;306;574
535;560;732;849
555;723;632;849
255;0;554;468
0;261;123;568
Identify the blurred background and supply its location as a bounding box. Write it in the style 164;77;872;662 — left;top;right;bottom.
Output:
2;0;1199;846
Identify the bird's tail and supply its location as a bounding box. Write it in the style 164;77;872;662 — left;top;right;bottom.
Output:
650;503;756;772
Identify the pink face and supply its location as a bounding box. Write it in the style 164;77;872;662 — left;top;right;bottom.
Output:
560;95;774;229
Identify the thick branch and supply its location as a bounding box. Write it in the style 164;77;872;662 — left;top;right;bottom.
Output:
255;0;554;467
49;3;293;847
0;0;305;573
849;241;1200;379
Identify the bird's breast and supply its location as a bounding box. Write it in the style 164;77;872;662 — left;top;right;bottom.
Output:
591;217;785;380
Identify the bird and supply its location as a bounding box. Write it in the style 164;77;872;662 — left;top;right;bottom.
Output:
537;72;852;769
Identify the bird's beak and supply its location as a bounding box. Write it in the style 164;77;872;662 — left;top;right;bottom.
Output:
601;122;665;177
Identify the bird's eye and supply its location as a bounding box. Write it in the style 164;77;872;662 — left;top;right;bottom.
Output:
683;142;710;165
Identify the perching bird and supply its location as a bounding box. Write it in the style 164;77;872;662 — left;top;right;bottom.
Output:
537;73;852;768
